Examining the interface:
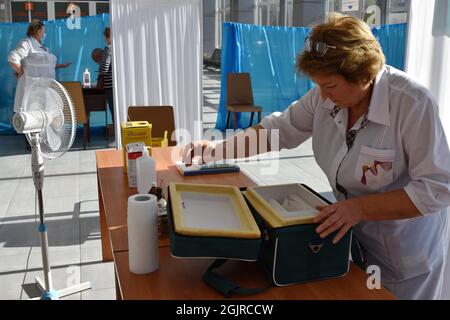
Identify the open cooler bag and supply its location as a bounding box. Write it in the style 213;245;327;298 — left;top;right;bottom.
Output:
167;182;354;297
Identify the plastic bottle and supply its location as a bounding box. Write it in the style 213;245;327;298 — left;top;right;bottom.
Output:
83;68;91;88
136;147;156;194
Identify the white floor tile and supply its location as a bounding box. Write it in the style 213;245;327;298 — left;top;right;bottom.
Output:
79;173;98;196
0;272;26;300
81;261;114;291
0;245;33;257
28;246;80;270
0;154;30;179
81;287;116;300
80;243;102;263
78;198;99;214
0;181;19;220
4;197;36;218
0;254;28;273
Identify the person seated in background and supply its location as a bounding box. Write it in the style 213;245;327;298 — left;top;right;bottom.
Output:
91;48;104;88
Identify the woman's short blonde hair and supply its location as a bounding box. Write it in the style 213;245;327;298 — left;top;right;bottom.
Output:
297;14;385;85
26;19;44;37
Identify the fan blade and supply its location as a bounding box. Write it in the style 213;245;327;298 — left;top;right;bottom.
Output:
45;90;64;121
45;124;62;151
22;78;77;159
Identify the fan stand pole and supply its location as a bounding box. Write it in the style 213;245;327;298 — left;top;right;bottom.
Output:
30;134;92;300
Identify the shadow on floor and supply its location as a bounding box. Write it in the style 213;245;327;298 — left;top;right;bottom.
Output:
21;283;41;299
0;199;100;248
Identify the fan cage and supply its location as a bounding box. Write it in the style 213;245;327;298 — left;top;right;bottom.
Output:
22;78;77;159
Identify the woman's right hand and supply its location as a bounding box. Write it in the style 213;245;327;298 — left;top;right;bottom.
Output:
182;140;218;166
14;67;23;78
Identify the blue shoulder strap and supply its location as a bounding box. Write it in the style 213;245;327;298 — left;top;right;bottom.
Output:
202;259;271;298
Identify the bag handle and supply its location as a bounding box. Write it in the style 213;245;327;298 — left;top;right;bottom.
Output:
202;259;271;298
351;237;365;269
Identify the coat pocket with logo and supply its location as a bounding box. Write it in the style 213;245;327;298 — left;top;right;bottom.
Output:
354;145;395;191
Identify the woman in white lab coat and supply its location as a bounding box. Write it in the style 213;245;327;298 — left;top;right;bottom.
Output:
8;19;71;112
184;14;450;299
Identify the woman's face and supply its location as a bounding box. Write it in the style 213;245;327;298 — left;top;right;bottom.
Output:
309;72;371;109
35;26;45;42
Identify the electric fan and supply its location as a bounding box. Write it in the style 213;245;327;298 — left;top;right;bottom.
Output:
12;77;91;300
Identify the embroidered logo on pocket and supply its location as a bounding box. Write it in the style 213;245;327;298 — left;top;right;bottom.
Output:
355;146;395;190
361;161;393;185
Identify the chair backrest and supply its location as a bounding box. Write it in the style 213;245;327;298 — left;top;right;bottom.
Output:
127;106;176;146
60;81;87;124
226;73;254;106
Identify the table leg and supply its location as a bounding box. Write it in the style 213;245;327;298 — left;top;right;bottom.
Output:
87;113;91;143
98;174;113;262
83;123;88;150
115;273;122;300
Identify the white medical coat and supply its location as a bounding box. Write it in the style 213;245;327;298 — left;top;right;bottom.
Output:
8;36;57;112
261;66;450;300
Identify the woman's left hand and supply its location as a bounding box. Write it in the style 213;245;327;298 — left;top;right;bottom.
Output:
313;198;364;244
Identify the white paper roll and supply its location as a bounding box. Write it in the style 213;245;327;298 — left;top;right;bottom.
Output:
128;194;159;274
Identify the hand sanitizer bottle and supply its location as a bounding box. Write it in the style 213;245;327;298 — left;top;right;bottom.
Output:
136;147;156;194
83;68;91;88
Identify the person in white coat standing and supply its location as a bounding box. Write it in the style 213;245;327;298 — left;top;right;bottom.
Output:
183;14;450;300
8;19;71;112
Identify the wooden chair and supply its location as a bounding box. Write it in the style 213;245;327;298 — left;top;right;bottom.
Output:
60;81;88;149
127;106;177;147
226;73;262;130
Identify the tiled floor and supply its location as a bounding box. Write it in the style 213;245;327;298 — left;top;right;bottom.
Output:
0;150;115;299
203;68;221;130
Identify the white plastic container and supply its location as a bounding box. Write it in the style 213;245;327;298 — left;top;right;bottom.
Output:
83;68;91;88
126;142;146;187
136;147;156;194
128;194;159;274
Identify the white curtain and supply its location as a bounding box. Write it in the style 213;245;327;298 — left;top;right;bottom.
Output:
406;0;450;300
405;0;450;138
110;0;203;147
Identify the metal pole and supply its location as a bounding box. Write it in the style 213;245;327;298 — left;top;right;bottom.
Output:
28;0;31;22
30;134;54;297
279;0;287;26
37;189;53;293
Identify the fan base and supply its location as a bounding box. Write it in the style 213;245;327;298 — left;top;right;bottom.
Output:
34;276;91;300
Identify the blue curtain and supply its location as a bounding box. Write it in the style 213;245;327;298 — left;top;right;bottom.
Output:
0;14;110;133
216;22;408;130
